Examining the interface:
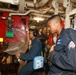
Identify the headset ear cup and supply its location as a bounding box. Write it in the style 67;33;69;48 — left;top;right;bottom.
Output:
33;31;37;36
33;32;36;36
33;29;38;37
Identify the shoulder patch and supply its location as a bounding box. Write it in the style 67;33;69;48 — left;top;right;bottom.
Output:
57;39;62;45
68;41;75;50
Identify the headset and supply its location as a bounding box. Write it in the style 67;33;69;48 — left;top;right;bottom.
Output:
29;29;38;37
33;29;38;36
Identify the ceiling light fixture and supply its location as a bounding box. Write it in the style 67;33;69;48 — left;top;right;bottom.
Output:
33;17;44;22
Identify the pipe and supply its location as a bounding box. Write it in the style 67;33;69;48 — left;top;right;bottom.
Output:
19;0;25;13
31;13;51;18
0;0;19;5
33;0;37;5
0;8;19;12
9;9;40;16
25;0;49;8
69;8;76;16
0;0;49;8
0;7;64;16
42;8;64;14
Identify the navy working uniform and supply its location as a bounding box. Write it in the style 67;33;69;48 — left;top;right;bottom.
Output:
18;38;42;75
48;28;76;75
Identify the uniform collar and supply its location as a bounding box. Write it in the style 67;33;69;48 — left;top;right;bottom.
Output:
59;28;65;37
32;37;37;42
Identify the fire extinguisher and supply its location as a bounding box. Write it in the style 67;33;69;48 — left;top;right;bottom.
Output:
6;16;14;38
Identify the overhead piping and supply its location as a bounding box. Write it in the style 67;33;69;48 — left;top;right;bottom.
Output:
0;8;19;12
26;0;49;8
0;0;19;5
31;13;51;18
0;8;64;15
0;0;49;8
69;8;76;16
9;9;41;16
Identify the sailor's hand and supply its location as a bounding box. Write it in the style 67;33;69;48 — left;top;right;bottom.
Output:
15;53;20;57
49;45;55;53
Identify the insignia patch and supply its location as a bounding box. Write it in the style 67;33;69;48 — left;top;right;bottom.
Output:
68;41;75;50
57;39;62;45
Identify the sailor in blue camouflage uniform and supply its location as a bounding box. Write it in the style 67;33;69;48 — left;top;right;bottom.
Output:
47;15;76;75
15;29;42;75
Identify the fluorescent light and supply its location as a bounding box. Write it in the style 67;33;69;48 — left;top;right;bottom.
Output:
33;17;44;22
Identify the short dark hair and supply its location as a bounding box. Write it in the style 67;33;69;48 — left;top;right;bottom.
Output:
29;28;35;32
48;15;62;24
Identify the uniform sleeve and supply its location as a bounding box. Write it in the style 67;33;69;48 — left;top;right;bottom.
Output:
50;50;76;70
20;40;42;61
